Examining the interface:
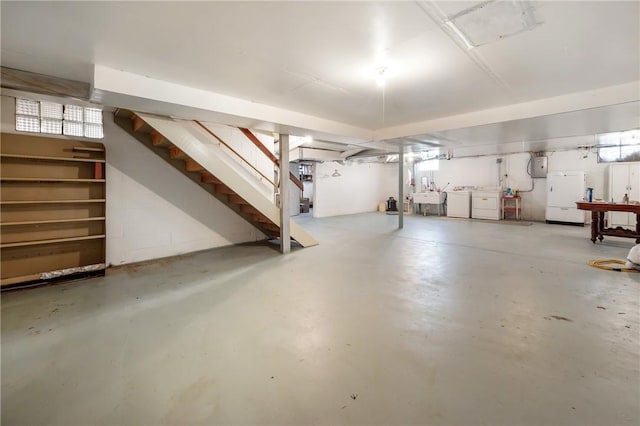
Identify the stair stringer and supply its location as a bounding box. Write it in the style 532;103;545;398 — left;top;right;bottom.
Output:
135;112;318;248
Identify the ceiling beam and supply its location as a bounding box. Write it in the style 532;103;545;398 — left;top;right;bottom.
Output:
92;65;373;142
376;81;640;141
1;66;90;100
291;148;344;162
340;148;367;158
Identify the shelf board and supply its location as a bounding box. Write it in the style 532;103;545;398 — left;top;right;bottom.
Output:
0;153;105;163
0;234;106;249
73;147;104;152
1;217;106;227
1;177;105;183
1;273;43;287
1;265;106;287
0;199;106;205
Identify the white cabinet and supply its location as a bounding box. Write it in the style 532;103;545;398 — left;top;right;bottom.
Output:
472;190;501;220
447;191;471;218
609;163;640;227
546;171;586;224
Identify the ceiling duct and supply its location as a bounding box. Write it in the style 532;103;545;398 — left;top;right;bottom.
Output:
448;0;542;48
1;66;91;100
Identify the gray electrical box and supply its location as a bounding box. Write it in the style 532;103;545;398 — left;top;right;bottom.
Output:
531;156;548;178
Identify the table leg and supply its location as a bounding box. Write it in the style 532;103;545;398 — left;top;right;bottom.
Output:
598;212;605;242
636;213;640;244
590;211;598;243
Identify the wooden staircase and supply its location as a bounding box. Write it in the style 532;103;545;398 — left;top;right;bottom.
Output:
113;110;316;246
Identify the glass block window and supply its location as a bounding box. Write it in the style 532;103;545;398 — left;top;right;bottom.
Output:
16;115;41;133
41;118;63;134
63;121;84;137
597;129;640;163
63;104;83;122
16;98;39;116
40;101;63;119
15;98;104;139
16;98;41;133
84;108;103;124
84;123;104;139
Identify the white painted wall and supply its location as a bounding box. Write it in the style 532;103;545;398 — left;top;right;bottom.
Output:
422;146;610;222
1;93;264;266
313;161;403;218
286;170;301;217
303;180;314;201
434;156;501;189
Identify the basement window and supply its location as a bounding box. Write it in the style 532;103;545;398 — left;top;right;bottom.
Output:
418;159;439;171
597;130;640;163
15;98;103;139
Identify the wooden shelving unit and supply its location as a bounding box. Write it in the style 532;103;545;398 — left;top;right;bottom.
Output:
0;132;106;288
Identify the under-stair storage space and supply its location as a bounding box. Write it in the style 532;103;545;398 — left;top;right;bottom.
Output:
0;133;106;288
113;109;317;248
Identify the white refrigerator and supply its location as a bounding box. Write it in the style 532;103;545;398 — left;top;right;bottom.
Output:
546;171;586;224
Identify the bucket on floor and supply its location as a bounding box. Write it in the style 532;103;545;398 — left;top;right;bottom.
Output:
386;197;398;212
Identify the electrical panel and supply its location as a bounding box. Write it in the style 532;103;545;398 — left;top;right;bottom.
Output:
531;156;547;178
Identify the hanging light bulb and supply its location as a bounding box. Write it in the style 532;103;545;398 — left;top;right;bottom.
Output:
376;67;387;87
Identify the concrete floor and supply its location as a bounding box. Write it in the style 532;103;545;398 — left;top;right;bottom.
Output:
2;213;639;425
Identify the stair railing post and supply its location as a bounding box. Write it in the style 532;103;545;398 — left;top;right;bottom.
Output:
399;149;404;229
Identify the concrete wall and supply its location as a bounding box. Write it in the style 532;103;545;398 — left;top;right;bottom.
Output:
313;161;403;218
303;180;314;201
1;93;264;266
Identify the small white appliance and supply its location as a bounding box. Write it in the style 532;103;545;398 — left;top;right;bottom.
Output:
546;171;586;224
472;189;502;220
447;191;471;218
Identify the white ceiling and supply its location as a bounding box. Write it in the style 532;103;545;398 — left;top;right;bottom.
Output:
1;1;639;153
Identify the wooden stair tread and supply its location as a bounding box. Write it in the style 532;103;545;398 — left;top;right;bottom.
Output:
201;172;221;184
131;115;145;132
240;204;259;214
228;194;248;204
168;146;187;159
185;158;205;172
150;130;168;146
214;184;235;195
252;215;272;224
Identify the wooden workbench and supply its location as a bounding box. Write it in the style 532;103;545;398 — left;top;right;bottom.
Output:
576;201;640;243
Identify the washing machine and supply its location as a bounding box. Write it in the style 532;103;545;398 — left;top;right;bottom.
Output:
446;191;471;218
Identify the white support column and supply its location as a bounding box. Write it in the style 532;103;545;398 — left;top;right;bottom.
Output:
398;149;404;229
279;134;291;254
